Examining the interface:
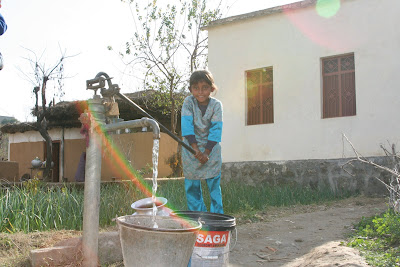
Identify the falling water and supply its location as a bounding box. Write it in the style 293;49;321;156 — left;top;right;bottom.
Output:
152;139;160;228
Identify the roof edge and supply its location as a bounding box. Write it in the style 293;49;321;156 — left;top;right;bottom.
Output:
203;0;318;30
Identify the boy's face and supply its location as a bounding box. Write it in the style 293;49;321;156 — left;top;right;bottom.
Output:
190;80;214;105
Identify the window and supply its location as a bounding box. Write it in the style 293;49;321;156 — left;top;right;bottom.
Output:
246;67;274;125
322;53;356;118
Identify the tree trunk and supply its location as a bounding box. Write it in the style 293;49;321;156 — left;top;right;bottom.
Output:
171;102;176;134
37;119;53;182
169;78;177;134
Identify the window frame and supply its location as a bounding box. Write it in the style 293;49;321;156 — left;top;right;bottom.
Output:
245;67;274;126
321;53;356;119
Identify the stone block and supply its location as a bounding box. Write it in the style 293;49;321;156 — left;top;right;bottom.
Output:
30;231;122;266
30;246;81;267
98;231;123;264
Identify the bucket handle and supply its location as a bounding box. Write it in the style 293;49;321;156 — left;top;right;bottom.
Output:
230;228;238;252
194;228;238;260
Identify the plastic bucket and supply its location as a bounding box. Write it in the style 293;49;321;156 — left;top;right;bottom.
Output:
172;211;236;267
116;215;201;267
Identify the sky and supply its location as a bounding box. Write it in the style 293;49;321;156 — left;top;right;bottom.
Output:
0;0;301;122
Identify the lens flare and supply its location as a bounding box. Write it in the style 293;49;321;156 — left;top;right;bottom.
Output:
282;0;358;51
316;0;341;18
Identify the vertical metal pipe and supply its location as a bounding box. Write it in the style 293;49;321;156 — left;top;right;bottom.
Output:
7;136;10;162
60;128;64;182
82;96;106;267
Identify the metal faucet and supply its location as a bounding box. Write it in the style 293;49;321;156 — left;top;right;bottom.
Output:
81;72;160;266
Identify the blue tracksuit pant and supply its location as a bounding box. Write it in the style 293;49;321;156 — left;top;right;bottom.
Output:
184;174;223;214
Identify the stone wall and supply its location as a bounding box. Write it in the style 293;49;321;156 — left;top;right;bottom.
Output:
221;157;392;196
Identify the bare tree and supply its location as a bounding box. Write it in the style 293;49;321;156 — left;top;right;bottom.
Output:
341;134;400;212
20;47;74;181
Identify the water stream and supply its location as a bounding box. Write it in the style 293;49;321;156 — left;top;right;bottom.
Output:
151;139;160;228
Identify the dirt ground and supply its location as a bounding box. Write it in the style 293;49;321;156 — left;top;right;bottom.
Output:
0;196;387;266
229;196;388;267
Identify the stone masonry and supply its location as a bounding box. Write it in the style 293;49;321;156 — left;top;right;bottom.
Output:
221;156;392;196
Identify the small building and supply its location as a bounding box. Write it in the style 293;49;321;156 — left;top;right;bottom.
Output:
1;92;183;182
204;0;399;193
0;115;16;124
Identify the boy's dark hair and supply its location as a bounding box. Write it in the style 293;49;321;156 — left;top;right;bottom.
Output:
189;70;218;92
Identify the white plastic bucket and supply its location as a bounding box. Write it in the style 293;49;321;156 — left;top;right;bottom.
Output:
172;211;236;267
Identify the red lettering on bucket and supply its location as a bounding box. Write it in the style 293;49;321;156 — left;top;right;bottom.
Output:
195;231;229;248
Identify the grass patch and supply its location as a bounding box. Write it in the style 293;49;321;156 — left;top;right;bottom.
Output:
347;209;400;266
1;178;355;233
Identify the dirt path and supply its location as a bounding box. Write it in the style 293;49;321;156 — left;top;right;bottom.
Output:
229;196;387;266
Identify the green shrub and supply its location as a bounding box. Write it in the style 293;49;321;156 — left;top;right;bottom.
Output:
348;209;400;266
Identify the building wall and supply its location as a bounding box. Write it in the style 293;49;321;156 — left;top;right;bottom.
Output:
101;132;178;181
221;157;390;196
8;129;178;181
0;161;19;182
207;0;400;163
10;141;45;179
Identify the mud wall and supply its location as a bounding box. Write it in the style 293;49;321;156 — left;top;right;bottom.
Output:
101;132;178;181
0;161;19;181
10;142;45;180
9;132;178;182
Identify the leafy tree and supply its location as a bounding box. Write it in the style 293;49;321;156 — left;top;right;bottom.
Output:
113;0;223;133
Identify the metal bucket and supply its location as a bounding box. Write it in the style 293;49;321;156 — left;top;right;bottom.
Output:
116;215;201;267
172;211;236;267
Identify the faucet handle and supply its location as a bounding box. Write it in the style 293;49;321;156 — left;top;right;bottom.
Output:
86;77;106;95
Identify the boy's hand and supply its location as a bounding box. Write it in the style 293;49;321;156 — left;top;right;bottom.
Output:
191;143;209;164
196;149;211;164
194;150;208;164
197;152;209;164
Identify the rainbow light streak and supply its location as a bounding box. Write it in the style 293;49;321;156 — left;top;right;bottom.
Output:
83;102;197;229
86;103;153;198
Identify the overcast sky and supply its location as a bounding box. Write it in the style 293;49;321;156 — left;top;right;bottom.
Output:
0;0;301;121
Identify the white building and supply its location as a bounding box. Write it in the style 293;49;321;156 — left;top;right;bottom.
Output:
205;0;399;193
